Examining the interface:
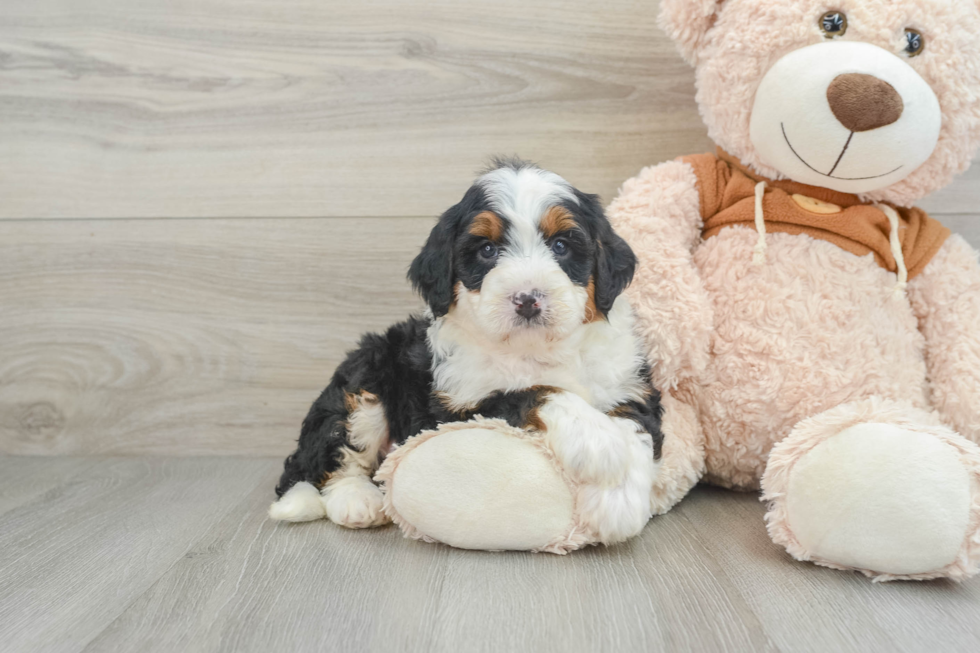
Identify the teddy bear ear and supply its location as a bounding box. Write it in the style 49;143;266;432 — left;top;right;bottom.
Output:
658;0;725;65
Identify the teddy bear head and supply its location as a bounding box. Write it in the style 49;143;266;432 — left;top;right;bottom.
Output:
660;0;980;206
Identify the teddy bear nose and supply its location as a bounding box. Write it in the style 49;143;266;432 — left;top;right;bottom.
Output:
826;73;904;132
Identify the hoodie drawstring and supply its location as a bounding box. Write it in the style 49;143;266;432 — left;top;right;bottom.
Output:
876;203;908;296
752;181;768;265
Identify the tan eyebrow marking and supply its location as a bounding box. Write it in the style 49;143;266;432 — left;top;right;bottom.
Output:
539;205;577;238
468;211;504;241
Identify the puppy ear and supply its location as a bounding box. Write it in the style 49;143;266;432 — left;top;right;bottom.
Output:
595;229;637;316
575;191;637;317
408;206;460;318
659;0;724;66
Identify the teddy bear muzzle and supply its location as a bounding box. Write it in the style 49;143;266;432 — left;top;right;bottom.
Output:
749;41;941;194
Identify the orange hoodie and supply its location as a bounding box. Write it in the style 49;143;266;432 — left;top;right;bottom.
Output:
682;150;949;280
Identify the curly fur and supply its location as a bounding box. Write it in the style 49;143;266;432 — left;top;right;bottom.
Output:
908;235;980;442
606;160;714;391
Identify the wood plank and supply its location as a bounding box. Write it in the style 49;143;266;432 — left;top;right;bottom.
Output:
0;456;274;653
3;212;980;458
0;217;429;456
427;509;775;652
2;459;976;653
679;487;980;653
2;1;976;220
85;483;774;653
0;455;93;516
84;469;451;653
0;0;711;219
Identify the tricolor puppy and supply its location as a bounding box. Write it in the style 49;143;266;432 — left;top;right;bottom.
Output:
270;159;663;544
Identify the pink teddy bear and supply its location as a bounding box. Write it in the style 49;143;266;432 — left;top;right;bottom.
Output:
608;0;980;581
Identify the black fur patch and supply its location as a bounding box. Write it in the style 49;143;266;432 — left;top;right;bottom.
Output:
455;219;507;294
408;185;507;316
275;315;436;496
542;216;594;287
608;365;665;460
433;385;559;431
566;190;637;317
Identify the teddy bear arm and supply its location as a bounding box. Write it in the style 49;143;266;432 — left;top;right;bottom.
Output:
907;234;980;443
606;160;714;390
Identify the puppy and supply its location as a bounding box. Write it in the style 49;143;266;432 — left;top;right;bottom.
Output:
269;159;664;543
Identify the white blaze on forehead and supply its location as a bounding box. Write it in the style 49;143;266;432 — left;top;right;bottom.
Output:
478;165;577;257
478;165;577;228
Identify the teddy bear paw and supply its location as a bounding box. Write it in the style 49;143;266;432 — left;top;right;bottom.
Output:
769;420;977;579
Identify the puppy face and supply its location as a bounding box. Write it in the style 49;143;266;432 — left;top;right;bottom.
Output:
409;160;636;343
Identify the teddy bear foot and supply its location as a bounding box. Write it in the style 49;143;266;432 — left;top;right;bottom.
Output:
761;398;980;581
375;418;596;553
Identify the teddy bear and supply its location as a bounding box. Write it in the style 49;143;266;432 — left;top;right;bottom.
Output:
602;0;980;581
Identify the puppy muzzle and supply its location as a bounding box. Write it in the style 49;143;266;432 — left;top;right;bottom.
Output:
511;290;546;324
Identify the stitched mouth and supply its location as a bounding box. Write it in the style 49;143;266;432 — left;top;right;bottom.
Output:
781;123;902;181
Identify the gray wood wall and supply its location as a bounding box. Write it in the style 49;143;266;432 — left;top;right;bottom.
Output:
2;0;978;456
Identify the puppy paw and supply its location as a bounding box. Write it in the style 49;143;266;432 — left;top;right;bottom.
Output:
268;481;327;522
538;392;633;485
322;476;391;529
577;449;657;544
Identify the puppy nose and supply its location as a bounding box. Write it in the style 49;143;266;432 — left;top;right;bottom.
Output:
513;293;541;319
827;73;904;132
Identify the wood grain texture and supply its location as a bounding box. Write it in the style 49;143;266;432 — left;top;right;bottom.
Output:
0;457;972;653
0;455;92;516
0;456;272;653
0;0;712;219
2;0;977;220
81;458;776;653
0;218;428;456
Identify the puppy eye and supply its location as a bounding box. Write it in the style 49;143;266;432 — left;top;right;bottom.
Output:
479;242;498;259
551;239;569;256
904;29;925;57
819;11;847;38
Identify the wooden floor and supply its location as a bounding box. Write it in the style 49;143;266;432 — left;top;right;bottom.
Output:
1;455;978;653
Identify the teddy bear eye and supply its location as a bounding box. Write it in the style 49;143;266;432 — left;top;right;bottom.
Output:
820;11;848;38
904;29;925;57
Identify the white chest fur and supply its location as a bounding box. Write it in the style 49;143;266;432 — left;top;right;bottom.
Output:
428;296;648;412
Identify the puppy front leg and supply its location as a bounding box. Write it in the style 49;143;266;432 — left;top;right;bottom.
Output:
534;392;634;484
536;391;660;544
